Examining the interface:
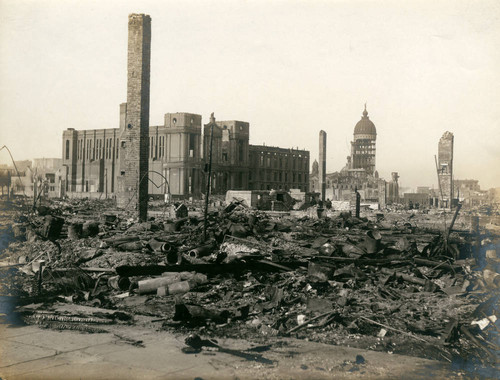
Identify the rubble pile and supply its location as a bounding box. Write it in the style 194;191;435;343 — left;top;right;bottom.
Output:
0;198;499;374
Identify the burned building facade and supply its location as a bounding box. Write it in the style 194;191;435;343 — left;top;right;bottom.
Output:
63;113;309;198
454;179;490;208
61;14;309;200
63;111;204;198
203;117;250;193
248;145;309;192
325;169;385;205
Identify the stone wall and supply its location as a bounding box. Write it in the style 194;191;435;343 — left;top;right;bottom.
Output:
437;131;454;208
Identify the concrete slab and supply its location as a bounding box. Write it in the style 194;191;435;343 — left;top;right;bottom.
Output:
7;361;166;380
81;341;134;357
154;356;244;380
0;353;68;378
0;324;42;338
0;324;466;380
5;329;116;352
0;339;57;367
100;338;201;372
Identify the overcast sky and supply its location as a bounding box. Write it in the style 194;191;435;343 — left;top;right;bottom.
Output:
1;0;499;190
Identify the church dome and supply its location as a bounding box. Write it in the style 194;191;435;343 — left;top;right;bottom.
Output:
354;105;376;137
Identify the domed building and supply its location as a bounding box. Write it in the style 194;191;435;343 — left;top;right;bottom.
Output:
350;105;376;175
310;104;391;208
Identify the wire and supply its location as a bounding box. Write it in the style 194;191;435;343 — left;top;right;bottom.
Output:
123;170;169;210
0;145;27;198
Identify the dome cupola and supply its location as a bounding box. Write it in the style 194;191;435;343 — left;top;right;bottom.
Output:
354;104;376;138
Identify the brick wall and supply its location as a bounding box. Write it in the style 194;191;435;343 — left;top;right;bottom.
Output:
117;14;151;221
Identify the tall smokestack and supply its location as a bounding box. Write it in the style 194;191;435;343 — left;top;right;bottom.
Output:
117;14;151;221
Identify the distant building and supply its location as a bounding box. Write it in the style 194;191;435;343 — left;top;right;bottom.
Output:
417;186;431;194
309;160;319;193
312;106;387;208
248;145;309;192
454;179;489;208
33;158;62;171
350;104;376;175
454;179;480;193
403;192;431;208
5;158;63;198
326;169;385;204
387;172;400;204
489;188;500;205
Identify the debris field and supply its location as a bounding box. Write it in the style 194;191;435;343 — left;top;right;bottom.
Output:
0;197;499;375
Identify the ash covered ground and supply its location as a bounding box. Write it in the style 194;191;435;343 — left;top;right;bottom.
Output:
0;197;499;378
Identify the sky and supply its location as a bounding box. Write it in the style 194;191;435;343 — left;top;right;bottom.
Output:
0;0;499;190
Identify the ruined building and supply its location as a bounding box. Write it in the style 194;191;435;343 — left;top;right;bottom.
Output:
248;145;309;192
203;117;250;193
437;131;454;208
312;106;386;206
454;179;490;209
387;172;400;204
349;104;376;175
61;14;309;200
309;160;319;193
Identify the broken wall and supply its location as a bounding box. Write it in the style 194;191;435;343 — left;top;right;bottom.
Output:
438;131;454;209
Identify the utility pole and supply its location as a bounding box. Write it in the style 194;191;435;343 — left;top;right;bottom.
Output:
203;113;216;242
355;186;361;218
434;155;445;208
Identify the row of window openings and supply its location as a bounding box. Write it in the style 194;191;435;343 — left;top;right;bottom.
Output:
354;151;374;155
70;137;193;162
258;184;306;192
249;172;308;183
68;138;307;166
218;151;244;162
258;152;305;159
71;137;167;161
209;141;245;162
71;138;119;161
257;156;308;170
70;137;190;161
150;136;166;159
327;183;379;190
